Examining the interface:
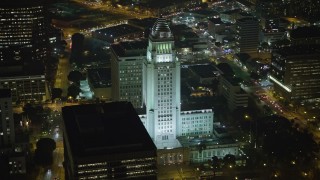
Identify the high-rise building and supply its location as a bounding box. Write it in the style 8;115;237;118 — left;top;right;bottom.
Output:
235;17;260;53
0;0;50;103
143;18;182;148
0;0;49;65
62;102;157;180
0;89;15;147
110;40;147;108
111;19;215;151
269;45;320;102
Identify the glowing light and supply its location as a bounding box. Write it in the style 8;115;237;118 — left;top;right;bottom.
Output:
269;75;291;92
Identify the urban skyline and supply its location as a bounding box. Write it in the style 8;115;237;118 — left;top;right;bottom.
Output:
1;0;320;179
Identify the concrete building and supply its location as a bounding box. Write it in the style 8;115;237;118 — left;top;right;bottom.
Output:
113;18;240;164
0;89;15;147
218;75;248;111
110;40;147;109
178;136;239;163
0;75;48;103
208;18;226;38
143;18;182;149
188;64;220;85
0;0;49;65
235;17;260;53
87;68;112;101
62;102;157;180
269;46;320;102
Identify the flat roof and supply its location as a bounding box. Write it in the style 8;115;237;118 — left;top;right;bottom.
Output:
62;102;156;157
87;68;111;88
128;18;157;29
111;40;147;57
290;26;320;39
93;24;143;38
209;18;224;24
276;45;320;56
0;89;11;99
189;64;220;78
178;136;236;147
0;62;44;77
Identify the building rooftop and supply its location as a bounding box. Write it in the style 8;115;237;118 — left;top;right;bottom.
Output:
222;75;242;86
128;18;157;30
189;64;220;79
170;24;193;32
186;9;220;17
0;62;44;77
209;18;224;24
221;9;242;15
178;135;236;147
0;0;43;7
0;89;11;99
290;26;320;39
62;102;156;157
87;68;111;88
276;45;320;56
111;40;147;57
93;24;143;38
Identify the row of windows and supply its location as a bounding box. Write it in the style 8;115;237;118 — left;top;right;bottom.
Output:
182;116;211;121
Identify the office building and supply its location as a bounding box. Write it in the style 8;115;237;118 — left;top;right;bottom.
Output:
235;17;260;53
110;40;147;108
218;75;248;111
269;46;320;102
0;89;15;147
290;26;320;46
62;102;157;180
0;75;48;103
0;0;49;65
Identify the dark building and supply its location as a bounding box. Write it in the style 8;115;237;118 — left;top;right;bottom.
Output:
62;102;157;180
290;26;320;45
235;17;260;53
0;0;50;65
0;89;15;148
269;45;320;102
0;0;50;102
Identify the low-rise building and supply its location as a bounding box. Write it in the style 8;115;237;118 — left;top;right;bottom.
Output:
218;75;248;111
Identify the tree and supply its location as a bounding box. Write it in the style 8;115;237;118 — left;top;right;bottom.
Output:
34;138;56;167
51;88;63;101
67;84;81;99
36;138;56;152
23;103;35;117
211;156;221;169
67;70;84;84
223;154;236;167
70;33;85;65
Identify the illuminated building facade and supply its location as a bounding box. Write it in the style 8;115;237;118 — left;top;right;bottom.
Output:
110;18;215;152
0;0;49;64
62;102;157;180
0;89;15;147
143;18;182;149
269;46;320;102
